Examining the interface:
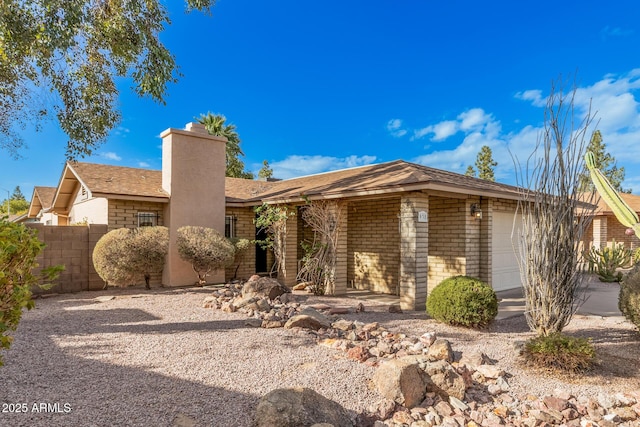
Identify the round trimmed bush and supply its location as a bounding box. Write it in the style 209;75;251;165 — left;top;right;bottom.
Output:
620;263;640;329
426;275;498;327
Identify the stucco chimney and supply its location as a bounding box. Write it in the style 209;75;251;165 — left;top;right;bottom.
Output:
161;122;227;286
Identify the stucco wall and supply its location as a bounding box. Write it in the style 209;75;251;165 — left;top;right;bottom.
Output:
70;197;108;225
347;198;400;294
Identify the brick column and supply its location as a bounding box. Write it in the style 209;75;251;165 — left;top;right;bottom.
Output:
479;198;493;285
399;193;429;311
333;202;348;295
282;210;299;287
465;199;482;278
592;216;608;248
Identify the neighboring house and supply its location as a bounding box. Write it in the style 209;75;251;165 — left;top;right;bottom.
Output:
583;192;640;250
27;186;59;225
30;122;529;310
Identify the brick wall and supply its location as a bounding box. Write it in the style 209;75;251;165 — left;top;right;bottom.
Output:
28;224;107;293
582;214;640;251
224;207;258;281
427;196;466;290
347;197;400;294
107;199;166;230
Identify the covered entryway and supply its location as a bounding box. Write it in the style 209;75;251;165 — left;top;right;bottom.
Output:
491;211;522;291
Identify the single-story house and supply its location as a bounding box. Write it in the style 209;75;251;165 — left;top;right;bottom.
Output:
30;122;529;310
27;186;60;225
582;192;640;250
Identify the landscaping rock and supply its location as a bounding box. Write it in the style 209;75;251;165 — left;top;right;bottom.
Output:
244;318;263;328
426;338;454;362
242;277;290;300
284;308;332;330
423;359;466;400
388;304;403;313
254;387;353;427
372;358;426;409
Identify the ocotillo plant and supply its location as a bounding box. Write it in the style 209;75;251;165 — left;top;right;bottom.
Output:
585;151;640;238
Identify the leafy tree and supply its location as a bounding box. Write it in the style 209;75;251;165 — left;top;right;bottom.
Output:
475;145;497;181
578;130;629;193
258;160;274;180
0;0;216;159
10;186;25;201
1;218;62;366
0;186;29;215
464;165;476;177
197;112;254;179
176;226;235;285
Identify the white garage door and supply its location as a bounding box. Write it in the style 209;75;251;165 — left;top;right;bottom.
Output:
491;211;523;291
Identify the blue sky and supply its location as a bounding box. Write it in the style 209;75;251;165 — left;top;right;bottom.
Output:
3;0;640;200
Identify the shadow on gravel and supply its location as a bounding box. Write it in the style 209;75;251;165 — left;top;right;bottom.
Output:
1;323;260;427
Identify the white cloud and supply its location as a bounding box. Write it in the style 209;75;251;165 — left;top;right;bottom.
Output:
100;152;122;161
515;89;546;107
271;154;377;179
410;69;640;193
386;119;407;138
412;108;498;142
138;161;150;168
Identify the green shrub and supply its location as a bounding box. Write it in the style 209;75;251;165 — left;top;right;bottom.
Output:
426;275;498;327
523;333;595;373
128;226;169;289
620;263;640;329
176;226;234;285
585;240;632;282
92;226;169;289
0;219;62;366
228;237;251;280
93;228;137;287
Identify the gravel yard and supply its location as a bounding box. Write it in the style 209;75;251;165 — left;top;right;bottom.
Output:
1;286;639;427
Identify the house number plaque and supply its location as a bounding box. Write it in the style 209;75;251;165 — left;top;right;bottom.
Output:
418;211;428;222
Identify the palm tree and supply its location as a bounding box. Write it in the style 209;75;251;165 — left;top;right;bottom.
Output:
197;112;254;179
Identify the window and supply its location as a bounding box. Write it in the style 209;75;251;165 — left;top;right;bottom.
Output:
138;212;157;227
225;215;236;238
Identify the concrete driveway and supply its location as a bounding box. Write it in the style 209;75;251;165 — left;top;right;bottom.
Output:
496;275;623;320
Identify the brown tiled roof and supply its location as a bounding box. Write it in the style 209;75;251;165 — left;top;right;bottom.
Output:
243;160;523;203
594;192;640;215
68;162;169;199
34;186;56;209
64;160;525;205
225;177;276;203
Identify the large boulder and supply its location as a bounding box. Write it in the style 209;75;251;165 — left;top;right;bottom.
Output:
284;308;332;331
422;360;466;400
255;387;353;427
371;358;426;409
241;277;290;300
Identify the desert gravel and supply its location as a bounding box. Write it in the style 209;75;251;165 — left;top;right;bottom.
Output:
1;286;639;427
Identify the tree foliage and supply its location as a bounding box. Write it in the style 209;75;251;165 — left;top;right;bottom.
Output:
0;218;62;366
254;204;295;279
464;165;476;177
475;145;497;181
578;130;629;193
258;160;274;180
197;112;254;179
0;0;216;158
0;186;29;215
176;226;234;285
513;79;596;336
